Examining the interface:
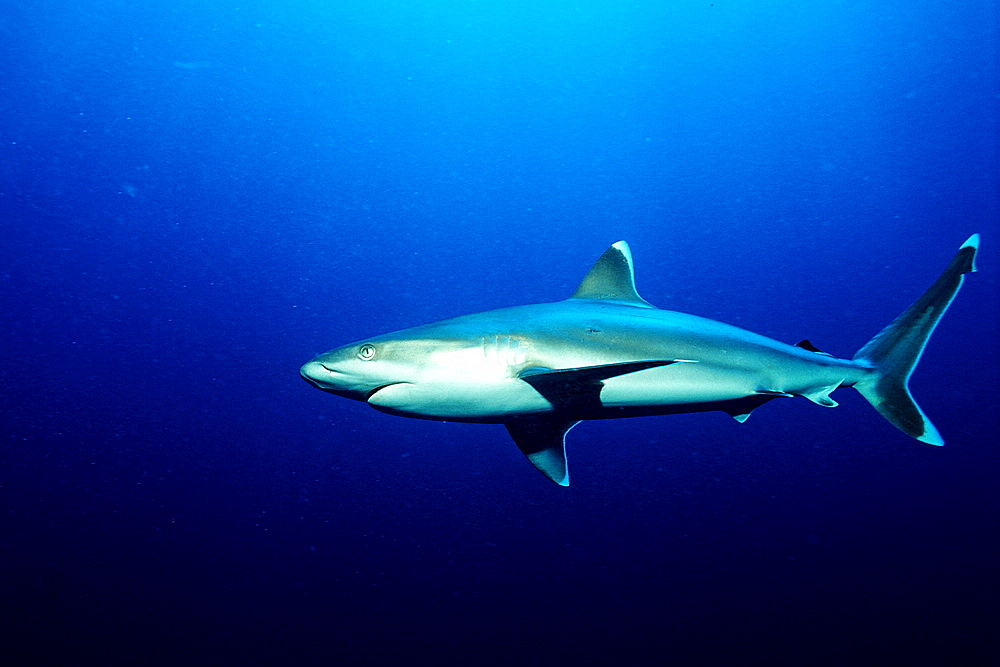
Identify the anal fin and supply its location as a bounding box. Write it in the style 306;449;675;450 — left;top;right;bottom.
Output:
801;380;844;408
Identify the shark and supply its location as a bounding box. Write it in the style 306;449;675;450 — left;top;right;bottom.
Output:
301;235;979;486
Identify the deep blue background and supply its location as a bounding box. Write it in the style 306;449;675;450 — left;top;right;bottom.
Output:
2;1;997;664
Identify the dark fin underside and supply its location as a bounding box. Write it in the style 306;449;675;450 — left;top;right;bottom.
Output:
725;394;785;422
506;417;580;486
853;234;979;445
519;360;685;413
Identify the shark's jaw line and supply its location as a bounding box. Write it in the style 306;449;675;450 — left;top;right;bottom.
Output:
365;382;408;402
300;236;980;486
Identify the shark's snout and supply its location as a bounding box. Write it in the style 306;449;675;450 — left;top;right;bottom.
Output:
300;358;377;402
300;360;337;389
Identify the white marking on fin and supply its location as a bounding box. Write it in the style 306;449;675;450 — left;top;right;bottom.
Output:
802;380;844;408
570;241;653;306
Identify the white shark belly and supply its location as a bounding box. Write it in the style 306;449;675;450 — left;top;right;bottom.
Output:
598;362;765;407
367;377;551;420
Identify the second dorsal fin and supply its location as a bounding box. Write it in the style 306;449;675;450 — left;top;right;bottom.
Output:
570;241;652;307
795;339;833;356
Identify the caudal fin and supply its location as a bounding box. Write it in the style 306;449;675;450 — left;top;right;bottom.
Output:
853;234;979;446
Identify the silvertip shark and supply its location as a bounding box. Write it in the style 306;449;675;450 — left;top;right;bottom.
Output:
301;235;980;486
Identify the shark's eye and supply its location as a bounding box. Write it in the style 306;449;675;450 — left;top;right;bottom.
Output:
358;344;377;361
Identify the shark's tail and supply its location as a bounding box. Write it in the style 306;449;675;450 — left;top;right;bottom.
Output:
852;234;979;445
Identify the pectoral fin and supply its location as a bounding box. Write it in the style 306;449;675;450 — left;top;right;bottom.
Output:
505;417;580;487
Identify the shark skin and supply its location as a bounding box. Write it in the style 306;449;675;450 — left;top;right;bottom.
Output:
301;236;979;486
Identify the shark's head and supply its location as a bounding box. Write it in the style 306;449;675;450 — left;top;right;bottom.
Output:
300;324;554;421
300;337;424;403
300;241;654;424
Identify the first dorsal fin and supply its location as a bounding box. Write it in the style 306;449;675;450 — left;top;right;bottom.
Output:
570;241;653;307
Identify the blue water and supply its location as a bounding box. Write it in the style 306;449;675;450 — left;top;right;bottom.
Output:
2;1;997;664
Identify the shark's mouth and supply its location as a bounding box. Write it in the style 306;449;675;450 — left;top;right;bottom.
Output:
299;366;366;401
300;373;327;390
365;382;405;402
